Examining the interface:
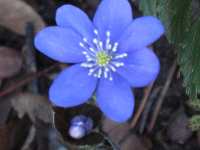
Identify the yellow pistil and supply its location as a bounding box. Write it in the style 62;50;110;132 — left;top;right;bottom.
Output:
96;51;111;66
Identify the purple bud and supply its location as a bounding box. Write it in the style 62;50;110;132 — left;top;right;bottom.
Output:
69;115;93;139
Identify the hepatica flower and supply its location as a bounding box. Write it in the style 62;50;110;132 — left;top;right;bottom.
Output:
34;0;164;122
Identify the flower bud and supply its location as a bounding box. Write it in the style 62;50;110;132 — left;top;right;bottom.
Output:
69;115;93;139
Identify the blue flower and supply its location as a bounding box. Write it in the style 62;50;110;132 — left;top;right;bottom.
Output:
34;0;164;123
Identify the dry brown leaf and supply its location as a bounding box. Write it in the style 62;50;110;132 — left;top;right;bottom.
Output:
120;134;149;150
167;108;193;144
0;97;12;125
0;47;22;79
11;93;54;124
102;118;150;150
0;0;45;35
197;131;200;146
0;125;10;150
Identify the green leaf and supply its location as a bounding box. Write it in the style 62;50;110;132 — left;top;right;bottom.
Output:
139;0;200;98
179;19;200;97
140;0;191;43
189;115;200;131
188;98;200;111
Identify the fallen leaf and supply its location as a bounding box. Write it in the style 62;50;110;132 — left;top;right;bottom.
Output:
0;96;12;125
167;108;193;144
35;120;69;150
121;134;149;150
9;116;32;150
11;93;54;124
0;124;11;150
197;131;200;147
0;0;45;35
0;47;22;79
102;118;150;150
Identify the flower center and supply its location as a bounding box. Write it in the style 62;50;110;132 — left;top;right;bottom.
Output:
96;51;111;66
79;29;128;81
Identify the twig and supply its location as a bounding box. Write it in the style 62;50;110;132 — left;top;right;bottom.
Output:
20;23;38;150
23;22;38;94
0;63;59;97
139;87;161;134
147;61;177;133
99;132;120;150
130;82;154;128
21;126;36;150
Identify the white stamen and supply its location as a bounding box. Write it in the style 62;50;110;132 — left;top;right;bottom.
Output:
106;31;111;50
105;67;109;72
99;41;103;49
115;53;128;59
81;63;95;68
107;71;113;81
82;51;88;55
93;38;98;44
106;41;110;49
106;31;111;37
86;56;94;61
80;43;96;56
107;44;112;50
112;42;119;52
108;65;116;72
79;42;84;47
104;71;108;78
88;68;95;75
113;62;124;67
93;38;102;51
83;53;92;60
83;38;88;43
97;68;102;78
82;52;94;61
86;55;90;59
89;47;95;53
94;29;98;35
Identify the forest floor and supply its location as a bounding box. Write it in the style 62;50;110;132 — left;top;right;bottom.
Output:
0;0;199;150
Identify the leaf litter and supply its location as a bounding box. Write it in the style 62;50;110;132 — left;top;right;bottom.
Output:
0;0;199;150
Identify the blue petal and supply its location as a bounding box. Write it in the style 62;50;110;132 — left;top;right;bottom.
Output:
117;47;160;87
93;0;132;42
119;16;164;52
96;74;134;123
34;26;85;63
49;64;97;107
56;5;94;40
